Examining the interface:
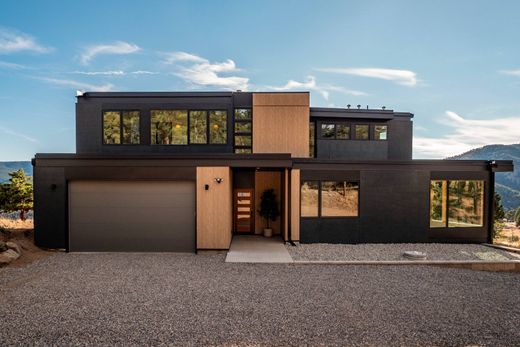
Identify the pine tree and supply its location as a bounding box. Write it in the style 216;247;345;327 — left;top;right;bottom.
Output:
0;169;33;220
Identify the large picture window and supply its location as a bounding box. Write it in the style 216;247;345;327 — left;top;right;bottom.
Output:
151;110;188;145
321;181;359;217
210;110;227;144
301;181;319;217
374;125;387;140
301;180;359;218
103;111;140;145
429;180;484;228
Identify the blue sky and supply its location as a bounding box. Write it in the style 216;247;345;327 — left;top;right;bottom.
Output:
1;0;520;160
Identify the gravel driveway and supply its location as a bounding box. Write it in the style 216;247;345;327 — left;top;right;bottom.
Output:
0;253;519;346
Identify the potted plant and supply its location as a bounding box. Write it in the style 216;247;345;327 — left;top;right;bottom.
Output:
259;189;280;237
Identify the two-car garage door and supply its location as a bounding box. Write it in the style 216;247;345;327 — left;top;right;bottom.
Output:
69;181;195;252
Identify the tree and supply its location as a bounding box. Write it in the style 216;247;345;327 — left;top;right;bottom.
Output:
258;189;280;229
0;169;33;221
514;207;520;227
492;192;506;239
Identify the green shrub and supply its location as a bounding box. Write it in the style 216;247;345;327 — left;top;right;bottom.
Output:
0;240;7;252
514;207;520;227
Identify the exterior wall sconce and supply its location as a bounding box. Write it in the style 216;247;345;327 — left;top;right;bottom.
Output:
214;177;224;184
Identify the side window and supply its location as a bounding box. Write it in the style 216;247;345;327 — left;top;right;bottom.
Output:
210;110;227;144
321;123;335;138
429;180;484;228
336;124;350;139
374;125;388;140
234;109;252;153
309;122;315;158
354;125;369;140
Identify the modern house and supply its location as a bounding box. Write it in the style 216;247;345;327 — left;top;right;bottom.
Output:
33;91;514;252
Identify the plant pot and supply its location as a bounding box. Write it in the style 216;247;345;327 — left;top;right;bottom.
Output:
263;228;273;238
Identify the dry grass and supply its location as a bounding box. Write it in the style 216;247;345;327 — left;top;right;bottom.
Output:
0;217;33;230
494;222;520;249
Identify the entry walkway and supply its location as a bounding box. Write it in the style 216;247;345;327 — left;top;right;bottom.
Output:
225;235;294;263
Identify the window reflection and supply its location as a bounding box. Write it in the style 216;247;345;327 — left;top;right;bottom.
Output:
301;181;319;217
151;110;188;145
430;180;447;227
448;180;484;227
321;181;359;217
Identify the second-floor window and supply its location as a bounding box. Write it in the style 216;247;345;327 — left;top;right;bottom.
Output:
103;111;140;145
151;110;188;145
234;109;252;153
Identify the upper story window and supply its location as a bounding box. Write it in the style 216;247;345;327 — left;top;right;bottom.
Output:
374;125;388;140
103;111;140;145
189;111;208;144
321;123;335;138
336;124;350;139
151;110;188;145
210;110;227;144
354;124;369;140
234;109;252;153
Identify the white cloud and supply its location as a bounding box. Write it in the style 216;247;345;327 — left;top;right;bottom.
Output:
413;110;520;158
165;51;249;91
72;70;157;76
40;77;114;92
499;69;520;77
0;60;26;69
0;28;52;54
80;41;140;65
72;70;125;76
0;126;38;143
267;75;366;100
319;67;418;87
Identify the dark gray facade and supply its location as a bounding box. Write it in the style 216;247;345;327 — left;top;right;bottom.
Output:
32;91;514;251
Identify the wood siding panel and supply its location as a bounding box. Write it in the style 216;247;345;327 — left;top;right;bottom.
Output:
291;169;300;241
196;167;232;249
254;171;282;235
253;93;310;157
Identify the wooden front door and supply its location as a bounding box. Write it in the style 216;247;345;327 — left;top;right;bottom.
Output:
234;189;254;233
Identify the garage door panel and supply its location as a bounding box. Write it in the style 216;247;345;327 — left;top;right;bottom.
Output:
70;206;194;224
69;192;194;208
69;181;195;252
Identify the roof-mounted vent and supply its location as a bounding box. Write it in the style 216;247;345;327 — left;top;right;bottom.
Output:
382;106;386;110
236;89;242;93
357;104;361;109
347;104;351;109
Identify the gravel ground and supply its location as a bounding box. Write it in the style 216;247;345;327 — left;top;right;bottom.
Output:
0;253;519;346
287;243;520;262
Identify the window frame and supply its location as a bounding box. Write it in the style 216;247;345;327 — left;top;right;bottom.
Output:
428;179;486;229
354;124;370;141
102;110;141;146
233;108;252;154
300;179;360;219
188;110;209;145
373;124;388;141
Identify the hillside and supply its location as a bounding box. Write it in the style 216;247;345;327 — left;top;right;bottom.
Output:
449;144;520;210
0;161;33;182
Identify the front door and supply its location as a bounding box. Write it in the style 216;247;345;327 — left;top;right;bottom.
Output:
234;189;254;233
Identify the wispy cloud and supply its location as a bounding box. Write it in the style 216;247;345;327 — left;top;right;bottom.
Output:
413;110;520;158
80;41;141;65
499;69;520;77
71;70;157;76
0;126;38;143
0;28;52;54
267;75;366;100
0;60;26;69
39;77;114;92
165;51;248;91
318;67;418;87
